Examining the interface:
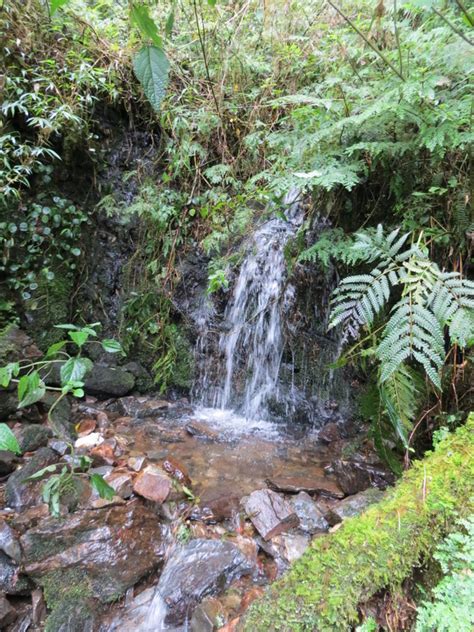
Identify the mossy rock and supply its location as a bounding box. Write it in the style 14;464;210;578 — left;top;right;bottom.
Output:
241;415;474;632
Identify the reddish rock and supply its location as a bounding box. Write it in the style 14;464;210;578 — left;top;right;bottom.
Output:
332;459;395;495
90;443;116;466
242;489;299;540
96;411;110;430
32;588;47;626
239;586;265;613
318;422;341;444
266;475;344;499
127;455;146;472
218;617;240;632
185;421;218;440
162;456;192;486
0;594;17;628
76;419;97;437
133;465;172;503
105;470;134;499
198;494;241;522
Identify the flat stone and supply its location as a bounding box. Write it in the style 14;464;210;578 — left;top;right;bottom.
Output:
90;443;116;466
21;503;164;603
290;491;329;534
329;488;385;522
156;539;254;625
0;519;22;562
0;450;16;475
0;593;17;628
242;489;299;540
332;459;395;495
133;465;172;503
266;475;344;499
48;439;69;456
262;532;310;565
185;421;218;441
105;470;134;499
5;447;58;510
77;419;97;436
74;432;104;450
127;455;146;472
194;493;241;522
117;396;169;418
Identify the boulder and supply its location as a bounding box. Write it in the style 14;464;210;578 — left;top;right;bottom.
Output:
332;459;395;495
242;489;299;540
16;425;52;453
133;465;172;503
290;492;329;534
5;447;58;510
84;365;135;398
0;450;17;475
21;503;164;603
155;539;254;625
266;475;344;499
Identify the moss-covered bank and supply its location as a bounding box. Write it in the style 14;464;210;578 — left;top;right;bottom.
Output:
242;415;474;632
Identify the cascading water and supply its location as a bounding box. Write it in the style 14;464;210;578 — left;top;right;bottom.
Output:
195;190;305;421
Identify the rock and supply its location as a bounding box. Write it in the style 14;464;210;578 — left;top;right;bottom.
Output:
127;455;146;472
332;459;395;495
190;597;225;632
156;539;254;625
74;432;104;450
11;504;50;531
290;492;329;534
162;456;192;486
31;588;47;626
239;586;265;614
77;419;97;436
122;361;152;393
0;450;17;475
185;421;218;441
0;325;41;362
117;396;169;418
133;465;172;503
242;489;299;540
0;551;32;595
0;519;22;562
44;598;96;632
96;411;109;430
21;503;164;603
271;533;310;564
104;470;134;499
317;422;341;444
0;593;17;628
84;365;135;398
194;493;241;522
329;488;385;522
16;425;52;453
266;475;344;499
90;443;116;466
5;447;58;510
48;439;69;456
0;391;18;419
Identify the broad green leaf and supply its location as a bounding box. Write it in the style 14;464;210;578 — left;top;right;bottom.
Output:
17;372;46;408
90;473;115;500
208;0;217;6
25;464;58;480
101;339;123;354
0;362;20;387
60;357;93;385
133;46;169;113
54;323;78;331
68;330;89;347
50;0;70;14
130;3;163;48
0;423;21;455
45;341;67;358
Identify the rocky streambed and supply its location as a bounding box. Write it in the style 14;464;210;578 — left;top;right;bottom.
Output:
0;394;394;631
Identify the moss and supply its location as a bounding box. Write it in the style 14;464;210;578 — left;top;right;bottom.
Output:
242;415;474;632
40;568;93;611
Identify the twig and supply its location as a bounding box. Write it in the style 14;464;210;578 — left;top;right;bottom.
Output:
453;0;474;27
432;7;474;47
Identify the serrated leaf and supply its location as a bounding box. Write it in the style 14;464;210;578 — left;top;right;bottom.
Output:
131;3;163;47
60;357;93;385
90;473;115;500
0;423;21;455
133;46;170;113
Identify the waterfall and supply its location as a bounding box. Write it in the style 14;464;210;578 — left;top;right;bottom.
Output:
195;190;304;421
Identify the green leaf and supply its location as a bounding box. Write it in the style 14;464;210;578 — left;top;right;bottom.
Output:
54;323;78;331
50;0;70;14
207;0;217;6
165;5;175;37
45;341;67;358
0;423;21;455
25;464;58;481
130;3;163;47
60;357;93;385
68;330;89;347
90;474;115;500
101;339;123;354
0;362;20;388
133;46;170;113
17;372;46;408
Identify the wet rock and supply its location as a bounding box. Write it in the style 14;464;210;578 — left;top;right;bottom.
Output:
16;425;52;453
0;593;17;627
45;598;96;632
241;489;299;540
266;475;344;499
127;455;146;472
104;469;134;499
0;450;17;475
329;488;385;522
332;459;395;495
74;432;104;450
0;519;22;562
162;456;191;486
77;419;97;436
259;532;310;565
85;365;135;398
194;493;240;523
133;465;172;503
5;447;58;510
190;597;225;632
11;504;50;531
158;539;254;626
290;491;329;534
0;551;32;595
21;503;164;603
185;421;218;441
117;396;169;418
317;422;341;444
